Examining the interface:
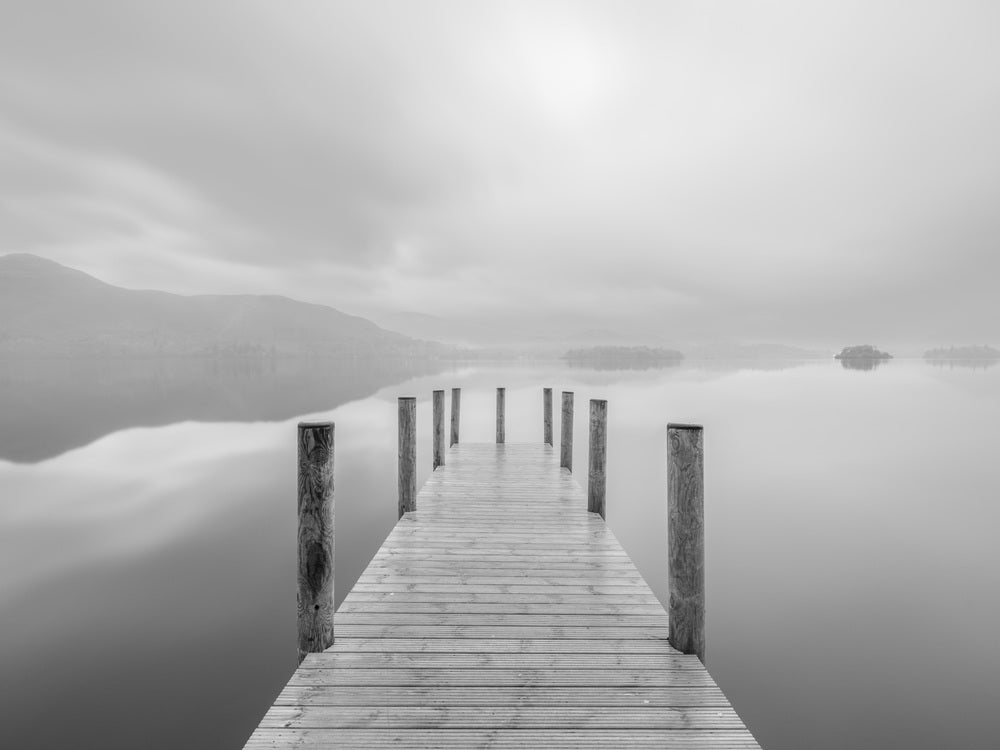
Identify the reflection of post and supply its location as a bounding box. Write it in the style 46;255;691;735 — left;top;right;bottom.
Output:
297;421;334;664
432;390;445;469
496;387;505;444
398;397;416;518
588;400;607;518
560;391;574;471
450;388;461;446
667;423;705;663
543;388;553;445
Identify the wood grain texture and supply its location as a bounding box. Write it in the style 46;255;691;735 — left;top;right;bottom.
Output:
275;685;732;706
496;387;505;444
587;399;607;518
245;729;763;748
560;391;574;471
432;390;445;469
667;424;706;662
397;398;416;518
543;387;553;445
260;704;745;729
247;441;758;749
296;422;334;663
450;387;460;446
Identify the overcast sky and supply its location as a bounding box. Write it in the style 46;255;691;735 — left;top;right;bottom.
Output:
2;1;999;346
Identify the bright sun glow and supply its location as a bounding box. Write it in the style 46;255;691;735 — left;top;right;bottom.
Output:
530;39;605;118
511;25;614;123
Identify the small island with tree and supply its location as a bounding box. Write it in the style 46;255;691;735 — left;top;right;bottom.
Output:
563;345;684;370
835;344;893;361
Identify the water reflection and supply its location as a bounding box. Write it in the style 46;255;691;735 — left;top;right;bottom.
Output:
0;356;444;463
1;359;999;749
0;404;406;750
926;357;998;370
838;356;889;371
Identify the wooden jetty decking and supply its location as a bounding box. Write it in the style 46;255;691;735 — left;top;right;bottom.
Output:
246;439;761;748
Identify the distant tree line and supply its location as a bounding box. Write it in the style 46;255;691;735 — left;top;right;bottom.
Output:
923;345;999;360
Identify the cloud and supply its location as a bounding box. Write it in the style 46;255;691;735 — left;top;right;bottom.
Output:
2;0;999;345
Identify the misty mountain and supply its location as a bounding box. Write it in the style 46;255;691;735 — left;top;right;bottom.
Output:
0;254;445;357
372;310;508;348
373;310;680;353
563;345;684;371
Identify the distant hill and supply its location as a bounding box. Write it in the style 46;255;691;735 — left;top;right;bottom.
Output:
373;310;508;348
924;345;999;360
0;254;446;358
563;345;684;370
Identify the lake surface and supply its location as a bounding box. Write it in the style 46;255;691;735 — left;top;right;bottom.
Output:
1;356;998;749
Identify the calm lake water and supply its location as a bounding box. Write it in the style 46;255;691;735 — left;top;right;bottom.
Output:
1;356;998;749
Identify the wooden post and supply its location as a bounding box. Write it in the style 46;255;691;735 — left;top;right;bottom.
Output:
667;423;705;663
543;387;553;445
432;389;445;469
297;421;334;663
398;397;416;518
496;387;505;444
588;399;607;518
560;391;574;471
450;387;461;446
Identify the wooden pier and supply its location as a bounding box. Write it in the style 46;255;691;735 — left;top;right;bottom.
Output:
245;392;761;748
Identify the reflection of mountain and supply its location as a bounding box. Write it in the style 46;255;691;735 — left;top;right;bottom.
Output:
839;357;888;371
0;356;443;463
0;254;446;357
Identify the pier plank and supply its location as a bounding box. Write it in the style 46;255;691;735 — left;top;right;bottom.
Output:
244;442;760;749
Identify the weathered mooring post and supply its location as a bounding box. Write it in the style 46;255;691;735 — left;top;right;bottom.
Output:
543;387;553;445
450;387;461;446
560;391;574;470
588;399;607;518
297;421;334;664
398;397;416;518
496;387;505;444
432;389;445;469
667;423;705;663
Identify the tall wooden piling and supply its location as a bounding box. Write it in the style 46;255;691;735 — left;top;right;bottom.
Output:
296;421;334;664
496;387;505;444
432;390;445;469
398;397;416;518
543;388;553;445
588;399;607;518
560;391;574;471
667;423;705;663
450;388;461;446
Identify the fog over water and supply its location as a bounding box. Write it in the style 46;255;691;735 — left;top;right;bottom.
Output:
1;358;998;749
